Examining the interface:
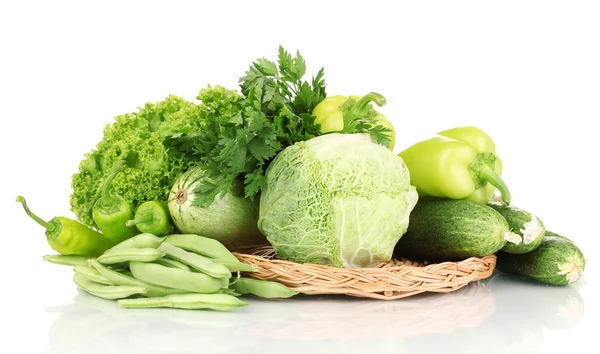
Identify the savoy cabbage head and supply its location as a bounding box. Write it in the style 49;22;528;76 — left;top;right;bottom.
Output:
258;133;418;268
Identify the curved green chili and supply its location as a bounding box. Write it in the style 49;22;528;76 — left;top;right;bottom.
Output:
92;162;140;242
17;196;115;257
126;201;173;236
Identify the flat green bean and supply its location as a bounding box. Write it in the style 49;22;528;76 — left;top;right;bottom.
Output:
158;242;231;279
117;293;248;311
73;265;113;285
97;247;165;265
215;288;241;297
72;273;147;300
212;259;254;273
164;234;238;262
130;262;227;294
89;260;189;297
154;257;191;271
230;277;298;299
106;233;165;252
43;254;90;266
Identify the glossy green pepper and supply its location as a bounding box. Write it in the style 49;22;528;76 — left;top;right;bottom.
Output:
126;201;174;236
312;92;396;150
92;162;140;243
16;196;115;256
398;126;511;205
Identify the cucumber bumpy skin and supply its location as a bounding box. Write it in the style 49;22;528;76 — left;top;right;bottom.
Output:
488;202;546;254
496;231;586;286
394;198;512;261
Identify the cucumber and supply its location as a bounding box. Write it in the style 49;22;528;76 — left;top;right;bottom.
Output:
168;166;266;249
496;231;586;286
488;202;545;254
394;198;512;261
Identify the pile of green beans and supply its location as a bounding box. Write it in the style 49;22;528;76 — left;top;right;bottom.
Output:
43;233;298;311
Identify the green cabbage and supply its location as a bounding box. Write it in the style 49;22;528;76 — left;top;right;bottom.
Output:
257;133;418;268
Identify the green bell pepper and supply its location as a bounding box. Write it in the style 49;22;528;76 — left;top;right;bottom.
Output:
126;201;174;236
92;162;140;243
398;126;511;205
311;92;396;150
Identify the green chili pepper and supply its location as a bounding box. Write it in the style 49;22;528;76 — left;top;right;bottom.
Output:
398;126;511;205
126;201;173;236
311;92;396;150
92;162;140;243
16;196;115;256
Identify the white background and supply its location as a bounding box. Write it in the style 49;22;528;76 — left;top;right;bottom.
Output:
1;1;599;353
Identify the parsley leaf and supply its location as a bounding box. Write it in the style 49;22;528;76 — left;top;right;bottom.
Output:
165;47;326;207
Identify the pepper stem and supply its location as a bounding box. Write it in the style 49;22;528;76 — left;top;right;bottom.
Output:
16;196;54;231
100;162;124;203
126;213;154;228
470;154;511;205
349;92;387;117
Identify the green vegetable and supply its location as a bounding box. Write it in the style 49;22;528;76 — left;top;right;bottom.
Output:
70;88;240;228
17;196;114;257
92;162;140;243
96;247;165;265
168;166;265;249
212;259;254;273
163;234;239;263
73;265;112;285
129;261;227;294
258;133;418;268
117;293;249;311
157;242;232;279
496;231;586;286
394;198;512;261
312;93;395;150
488;202;545;254
164;47;326;207
229;277;298;299
43;254;90;266
398;126;511;205
153;257;191;272
126;201;173;236
106;232;165;251
89;260;188;297
72;273;147;300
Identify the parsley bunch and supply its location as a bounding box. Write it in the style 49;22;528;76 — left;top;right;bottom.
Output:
165;46;327;206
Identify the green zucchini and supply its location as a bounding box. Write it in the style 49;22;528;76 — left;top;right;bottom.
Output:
168;166;266;249
488;202;545;254
496;231;586;286
394;198;512;261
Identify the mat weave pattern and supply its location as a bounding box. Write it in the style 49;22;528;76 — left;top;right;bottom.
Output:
233;247;496;300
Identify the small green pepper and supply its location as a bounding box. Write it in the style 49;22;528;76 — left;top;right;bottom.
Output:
312;92;396;150
398;126;511;205
92;162;140;243
16;196;115;256
126;201;173;236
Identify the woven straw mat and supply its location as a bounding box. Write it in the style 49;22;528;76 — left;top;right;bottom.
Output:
233;247;496;300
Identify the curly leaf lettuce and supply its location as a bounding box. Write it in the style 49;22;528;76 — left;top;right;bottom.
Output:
70;86;244;228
